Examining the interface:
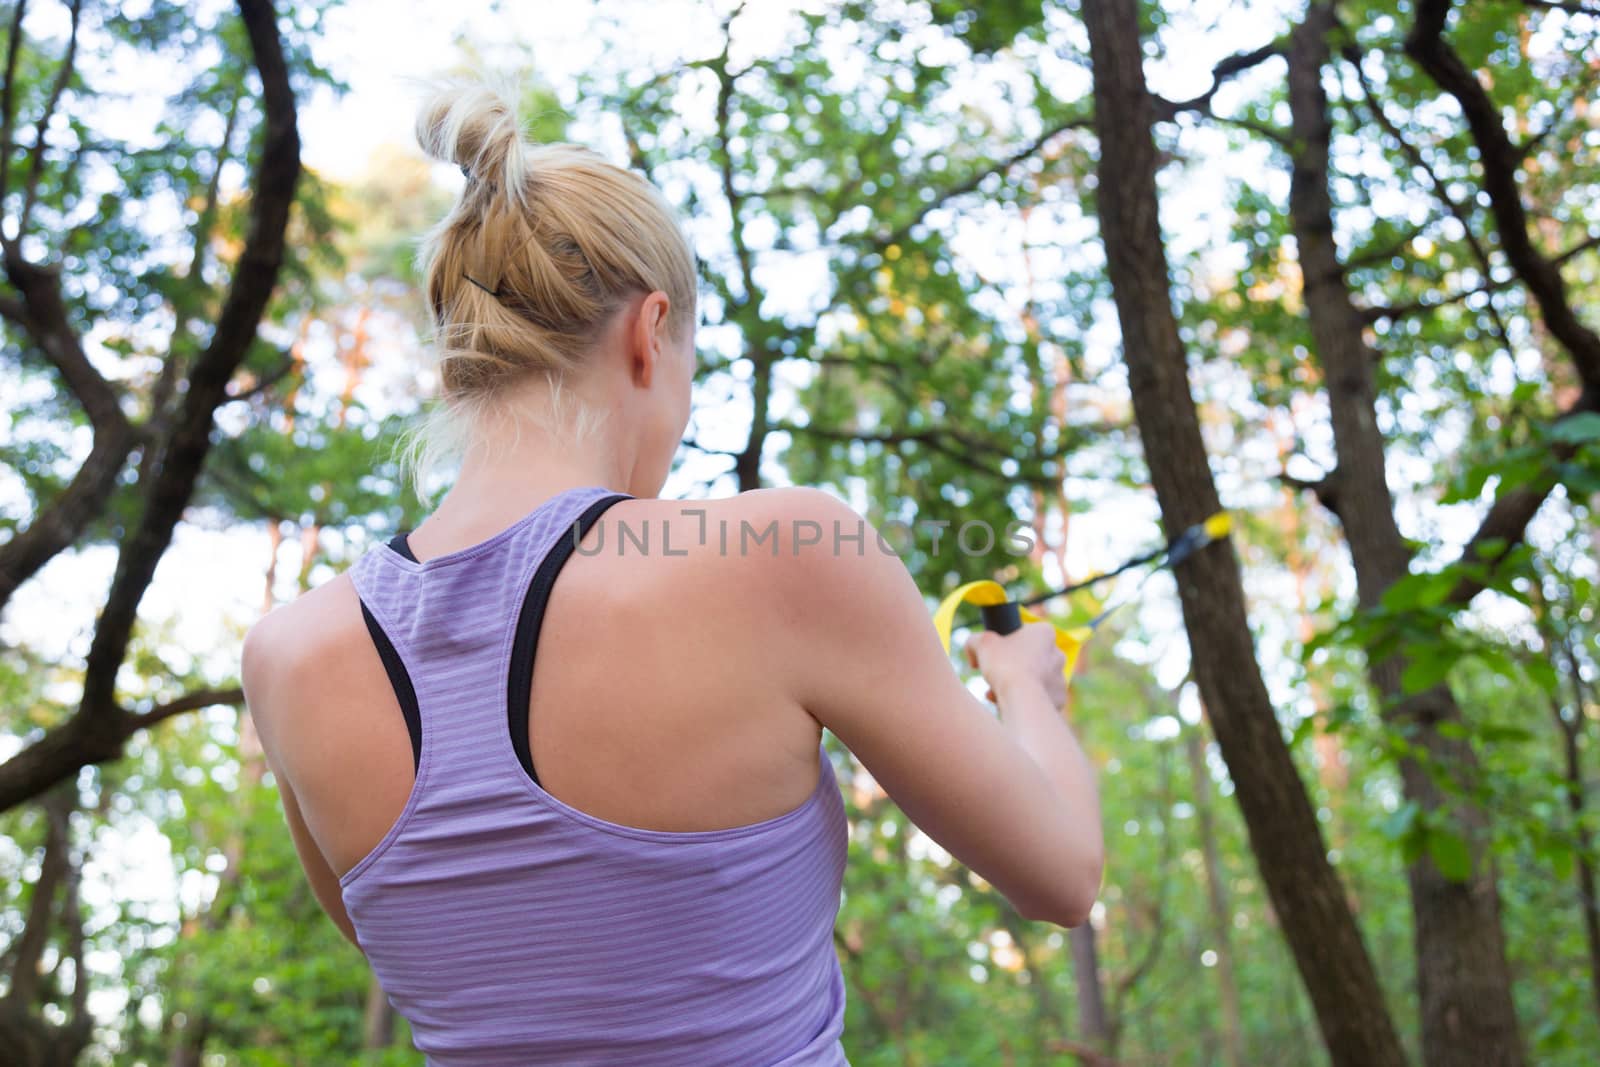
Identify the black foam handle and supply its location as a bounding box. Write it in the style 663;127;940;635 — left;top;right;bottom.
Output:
980;601;1023;635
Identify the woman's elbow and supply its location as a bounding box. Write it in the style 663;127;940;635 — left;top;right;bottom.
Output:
1020;848;1105;928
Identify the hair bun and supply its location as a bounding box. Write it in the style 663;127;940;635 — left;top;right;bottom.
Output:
415;77;530;206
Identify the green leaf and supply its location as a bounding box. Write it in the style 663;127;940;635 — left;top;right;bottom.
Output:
1557;461;1600;496
1470;537;1507;561
1380;572;1432;612
1549;843;1576;882
1416;569;1459;609
1477;724;1535;745
1522;655;1560;696
1401;652;1453;695
1550;411;1600;445
1380;801;1421;842
1426;829;1474;882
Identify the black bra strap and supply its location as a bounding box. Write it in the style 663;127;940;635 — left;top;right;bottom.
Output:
507;494;632;787
359;599;423;773
388;532;418;562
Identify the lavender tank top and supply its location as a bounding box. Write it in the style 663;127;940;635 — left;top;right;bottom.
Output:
339;484;851;1065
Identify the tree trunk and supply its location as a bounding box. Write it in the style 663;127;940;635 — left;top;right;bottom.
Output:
1079;3;1406;1063
0;780;93;1067
1555;634;1600;1023
1285;9;1523;1065
1070;924;1110;1055
363;976;397;1049
167;1018;208;1067
1184;719;1246;1067
5;784;71;1007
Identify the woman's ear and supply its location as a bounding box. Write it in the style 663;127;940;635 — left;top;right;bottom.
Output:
628;291;672;390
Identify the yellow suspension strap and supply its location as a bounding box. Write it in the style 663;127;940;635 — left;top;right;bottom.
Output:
932;511;1233;685
933;579;1095;684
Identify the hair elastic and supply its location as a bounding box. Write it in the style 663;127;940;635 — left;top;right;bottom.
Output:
463;272;502;298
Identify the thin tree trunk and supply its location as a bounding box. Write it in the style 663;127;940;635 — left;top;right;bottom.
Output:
166;708;270;1065
262;521;282;616
5;783;71;1007
167;1020;208;1067
1184;719;1246;1067
1285;9;1523;1065
996;907;1066;1057
0;778;92;1065
1079;3;1406;1063
363;976;397;1049
1070;924;1109;1055
1555;634;1600;1022
1275;406;1350;801
1554;695;1600;1020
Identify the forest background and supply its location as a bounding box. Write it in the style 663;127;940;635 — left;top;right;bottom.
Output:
0;1;1597;1065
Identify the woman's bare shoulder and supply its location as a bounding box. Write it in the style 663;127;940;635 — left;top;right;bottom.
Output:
609;486;855;528
241;573;360;721
609;488;893;623
624;487;864;551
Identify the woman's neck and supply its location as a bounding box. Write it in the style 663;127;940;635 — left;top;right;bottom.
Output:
417;408;637;553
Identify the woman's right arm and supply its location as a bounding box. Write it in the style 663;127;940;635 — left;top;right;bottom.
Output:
742;488;1105;927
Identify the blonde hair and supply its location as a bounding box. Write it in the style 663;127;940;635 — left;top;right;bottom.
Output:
395;76;698;504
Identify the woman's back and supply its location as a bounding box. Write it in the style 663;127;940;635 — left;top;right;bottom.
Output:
242;77;1102;1065
255;485;848;1065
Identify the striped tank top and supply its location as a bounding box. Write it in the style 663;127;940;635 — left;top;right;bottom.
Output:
340;484;851;1065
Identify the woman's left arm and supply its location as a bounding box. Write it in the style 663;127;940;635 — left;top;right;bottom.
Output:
241;623;365;955
273;770;364;953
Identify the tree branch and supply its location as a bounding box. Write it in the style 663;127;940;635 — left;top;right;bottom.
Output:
0;427;139;612
1522;1;1600;14
780;421;1063;485
870;112;1091;251
1279;467;1344;522
1147;39;1292;148
1343;45;1513;348
1445;385;1600;607
1151;40;1286;122
1406;0;1600;391
1554;233;1600;268
1343;220;1431;273
0;0;301;814
0;230;143;617
678;435;740;458
1213;111;1293;147
221;343;301;403
75;0;300;718
0;0;29;213
0;255;127;430
127;686;244;730
0;685;242;815
17;0;82;238
0;5;142;610
140;79;244;489
1363;232;1600;323
1362;279;1502;324
705;9;774;491
712;49;756;310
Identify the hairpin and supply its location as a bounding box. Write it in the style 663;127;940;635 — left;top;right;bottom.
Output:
463;272;503;298
460;163;474;181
